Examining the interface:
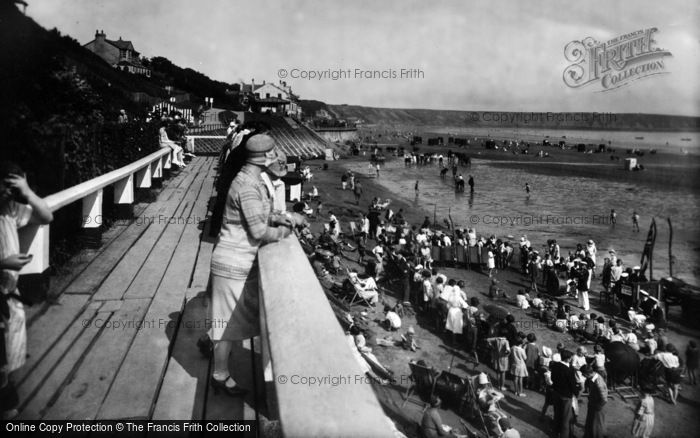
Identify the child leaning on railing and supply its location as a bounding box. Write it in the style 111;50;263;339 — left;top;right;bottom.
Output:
0;161;53;420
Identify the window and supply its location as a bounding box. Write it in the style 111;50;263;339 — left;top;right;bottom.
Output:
278;93;282;98
266;93;270;98
254;93;260;98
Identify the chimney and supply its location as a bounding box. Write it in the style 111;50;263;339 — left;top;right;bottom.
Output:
95;30;106;42
251;78;255;90
263;80;265;85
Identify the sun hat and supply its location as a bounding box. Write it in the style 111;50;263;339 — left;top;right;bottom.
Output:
245;134;287;176
246;134;275;162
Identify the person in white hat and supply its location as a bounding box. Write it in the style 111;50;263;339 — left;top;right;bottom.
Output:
402;326;417;351
476;373;504;412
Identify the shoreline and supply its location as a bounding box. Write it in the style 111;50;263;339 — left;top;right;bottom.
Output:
349;135;700;191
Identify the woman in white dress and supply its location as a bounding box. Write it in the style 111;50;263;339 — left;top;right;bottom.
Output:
444;285;468;345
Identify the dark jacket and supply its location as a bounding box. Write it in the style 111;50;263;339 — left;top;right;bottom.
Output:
550;361;577;398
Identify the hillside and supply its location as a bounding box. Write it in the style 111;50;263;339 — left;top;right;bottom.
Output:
328;105;700;132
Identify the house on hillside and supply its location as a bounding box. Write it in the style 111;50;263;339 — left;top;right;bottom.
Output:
83;30;151;77
240;79;301;117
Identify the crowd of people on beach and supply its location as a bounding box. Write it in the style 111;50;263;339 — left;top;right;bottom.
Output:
285;179;695;437
280;147;700;437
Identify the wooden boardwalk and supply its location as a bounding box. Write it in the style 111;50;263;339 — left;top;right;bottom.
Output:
16;157;261;421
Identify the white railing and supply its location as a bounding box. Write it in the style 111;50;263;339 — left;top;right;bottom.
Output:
187;123;226;134
18;148;173;275
186;135;227;155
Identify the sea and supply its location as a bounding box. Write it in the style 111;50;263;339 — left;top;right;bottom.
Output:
346;157;700;285
421;128;699;153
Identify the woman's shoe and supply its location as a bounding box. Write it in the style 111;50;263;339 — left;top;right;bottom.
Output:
210;376;248;397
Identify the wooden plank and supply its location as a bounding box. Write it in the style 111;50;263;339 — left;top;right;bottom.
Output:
96;299;123;313
41;298;151;420
122;159;211;300
63;163;194;295
90;160;206;301
16;294;90;385
18;301;103;419
189;169;216;291
98;160;216;419
202;340;259;422
151;293;210;420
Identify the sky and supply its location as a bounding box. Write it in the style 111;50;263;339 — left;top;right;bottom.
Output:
27;0;700;115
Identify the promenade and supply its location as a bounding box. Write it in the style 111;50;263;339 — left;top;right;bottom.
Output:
16;157;259;422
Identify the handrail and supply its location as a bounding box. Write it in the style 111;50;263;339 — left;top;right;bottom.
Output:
19;146;173;275
258;236;394;437
44;148;170;212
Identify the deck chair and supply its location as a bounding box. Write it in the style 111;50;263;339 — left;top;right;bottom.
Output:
402;361;440;408
434;371;469;413
345;269;379;307
466;374;505;438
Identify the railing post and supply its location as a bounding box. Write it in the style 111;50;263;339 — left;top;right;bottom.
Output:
163;150;172;171
17;224;51;302
113;174;134;219
151;157;164;188
135;164;152;190
81;189;103;248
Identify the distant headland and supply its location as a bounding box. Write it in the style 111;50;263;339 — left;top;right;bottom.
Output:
325;104;700;132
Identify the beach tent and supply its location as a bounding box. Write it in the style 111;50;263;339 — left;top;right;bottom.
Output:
281;173;304;202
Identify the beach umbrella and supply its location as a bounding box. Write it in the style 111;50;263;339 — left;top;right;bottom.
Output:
483;304;509;321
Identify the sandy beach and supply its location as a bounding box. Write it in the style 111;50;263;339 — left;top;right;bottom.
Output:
302;152;700;437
